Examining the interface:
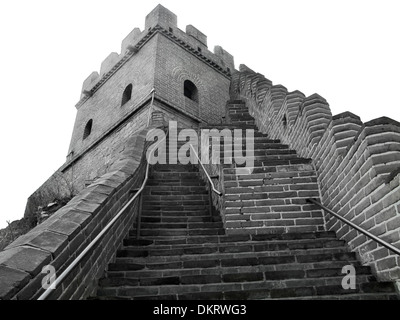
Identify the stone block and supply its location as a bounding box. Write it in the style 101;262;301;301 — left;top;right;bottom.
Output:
0;265;30;300
0;246;51;276
6;230;68;256
121;28;142;54
100;52;120;77
59;210;92;228
46;219;81;240
145;4;177;31
186;25;207;47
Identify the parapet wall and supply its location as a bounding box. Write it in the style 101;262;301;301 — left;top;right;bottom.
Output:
24;99;153;219
231;66;400;281
0;123;160;300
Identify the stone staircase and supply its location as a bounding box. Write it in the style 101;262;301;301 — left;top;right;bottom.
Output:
93;101;398;300
205;100;326;235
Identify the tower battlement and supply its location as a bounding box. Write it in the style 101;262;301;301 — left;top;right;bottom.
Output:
80;4;234;104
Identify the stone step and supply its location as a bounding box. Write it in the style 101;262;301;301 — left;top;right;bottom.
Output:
105;260;363;279
232;158;312;167
140;216;221;223
142;195;209;201
98;266;373;287
112;247;355;267
219;149;297;156
231;121;255;126
224;176;317;188
200;124;258;130
217;155;302;163
151;164;199;172
138;222;224;230
125;231;337;247
141;200;210;205
96;277;397;300
130;228;225;237
224;184;318;195
224;169;315;179
146;180;206;186
140;210;211;216
149;172;202;178
228;111;252;115
141;206;210;212
209;136;277;143
143;186;209;194
120;238;346;257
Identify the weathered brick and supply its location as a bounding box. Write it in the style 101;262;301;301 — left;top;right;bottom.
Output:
46;220;81;240
375;207;397;225
386;216;400;231
6;231;68;256
376;256;397;271
0;246;51;276
0;265;30;300
223;273;263;282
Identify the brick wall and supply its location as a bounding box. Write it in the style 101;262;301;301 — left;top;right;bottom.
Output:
154;33;231;124
231;66;400;281
24;101;153;218
68;37;157;157
71;5;233;158
0;125;159;300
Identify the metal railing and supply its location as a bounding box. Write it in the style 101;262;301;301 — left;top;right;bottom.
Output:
189;144;223;216
146;89;156;126
190;144;223;197
38;123;167;300
308;198;400;256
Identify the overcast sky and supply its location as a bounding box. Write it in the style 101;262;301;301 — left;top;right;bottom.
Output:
0;0;399;229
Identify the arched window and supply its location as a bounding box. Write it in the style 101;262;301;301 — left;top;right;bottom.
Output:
121;84;133;106
83;119;93;140
184;80;198;103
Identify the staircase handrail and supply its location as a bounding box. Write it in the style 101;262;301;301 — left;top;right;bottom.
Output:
189;144;223;197
38;124;167;300
308;198;400;256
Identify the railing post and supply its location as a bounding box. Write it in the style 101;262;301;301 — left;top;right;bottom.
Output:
136;192;143;239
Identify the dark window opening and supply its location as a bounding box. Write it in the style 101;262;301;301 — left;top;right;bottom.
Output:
227;67;231;73
198;47;202;52
184;80;198;103
169;27;173;33
121;84;133;106
83;119;93;140
282;115;287;128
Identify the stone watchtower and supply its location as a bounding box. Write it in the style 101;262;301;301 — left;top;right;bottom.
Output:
65;4;233;188
21;4;234;216
1;5;399;300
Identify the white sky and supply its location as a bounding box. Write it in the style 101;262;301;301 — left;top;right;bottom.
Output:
0;0;399;229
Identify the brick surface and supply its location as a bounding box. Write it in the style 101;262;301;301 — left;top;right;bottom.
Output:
0;265;30;300
0;247;51;276
7;6;400;300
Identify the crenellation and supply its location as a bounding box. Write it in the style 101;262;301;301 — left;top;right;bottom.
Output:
232;66;400;281
121;27;143;54
100;52;120;77
186;25;207;47
81;71;100;99
214;46;235;72
145;4;177;31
